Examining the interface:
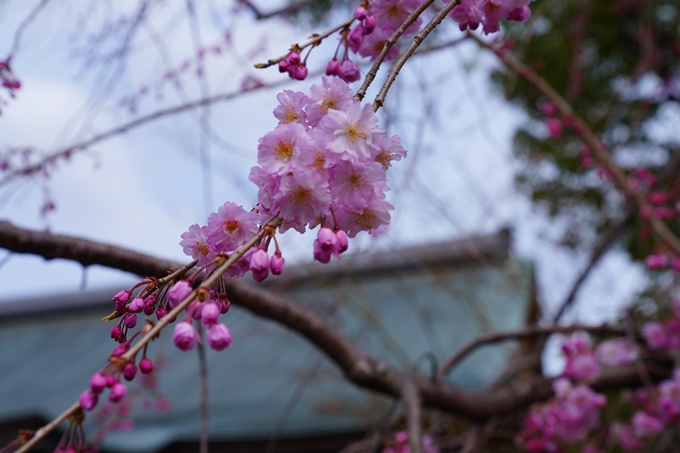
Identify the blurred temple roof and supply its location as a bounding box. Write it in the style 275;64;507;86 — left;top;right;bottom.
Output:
0;229;536;453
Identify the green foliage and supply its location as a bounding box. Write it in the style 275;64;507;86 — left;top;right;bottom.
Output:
494;0;680;260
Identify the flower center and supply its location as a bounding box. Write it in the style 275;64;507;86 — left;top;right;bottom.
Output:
344;122;367;142
292;187;312;206
321;95;337;113
375;151;391;169
196;243;209;256
311;152;325;171
275;141;294;161
355;209;376;229
283;108;298;124
348;173;367;189
224;219;240;234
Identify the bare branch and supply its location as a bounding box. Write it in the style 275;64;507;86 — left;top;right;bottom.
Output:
372;0;462;112
0;78;293;188
551;214;632;323
354;0;437;102
439;324;628;379
239;0;318;21
254;17;355;69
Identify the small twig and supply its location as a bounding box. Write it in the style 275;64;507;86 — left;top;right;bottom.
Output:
439;324;627;379
372;0;462;112
469;33;680;257
354;0;437;102
254;17;355;69
239;0;318;21
551;214;632;323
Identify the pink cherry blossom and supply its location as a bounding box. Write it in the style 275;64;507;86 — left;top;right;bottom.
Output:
207;323;232;351
173;321;201;351
273;89;308;125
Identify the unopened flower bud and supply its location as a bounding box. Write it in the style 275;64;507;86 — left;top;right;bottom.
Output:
354;6;368;20
335;229;349;254
139;358;154;374
156;307;167;320
112;290;130;304
112;342;130;356
202;303;220;326
105;375;117;388
338;59;361;83
278;59;289;73
207;323;232;351
129;297;144;313
318;227;337;251
291;64;308;81
173;321;201;351
285;52;301;66
347;26;365;53
313;239;332;264
143;300;156;316
124;313;137;329
326;58;340;76
270;252;285;275
90;372;107;394
167;280;192;308
79;390;98;411
250;248;270;283
109;383;127;403
123;362;137;381
364;14;377;34
111;325;122;341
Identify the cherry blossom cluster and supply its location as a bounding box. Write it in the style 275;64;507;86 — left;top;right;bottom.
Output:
515;378;606;452
445;0;534;35
381;431;439;453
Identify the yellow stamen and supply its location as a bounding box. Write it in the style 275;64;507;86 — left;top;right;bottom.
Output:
275;141;294;161
282;108;298;124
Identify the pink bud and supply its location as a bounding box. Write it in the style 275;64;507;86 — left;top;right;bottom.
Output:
129;297;144;313
364;14;377;34
278;59;289;73
546;118;562;138
109;383;127;403
201;303;220;326
347;26;364;53
156;307;167;320
105;375;117;388
220;299;230;314
90;372;107;394
290;64;308;81
207;323;232;351
326;58;340;76
270;252;285;275
79;391;98;411
143;295;157;315
313;239;332;264
112;290;130;304
139;358;154;374
173;321;201;351
285;52;301;66
124;313;137;329
318;227;337;251
167;280;192;308
112;342;130;356
123;362;137;381
250;248;270;282
354;6;367;20
111;325;122;341
338;59;361;83
645;253;669;270
335;229;349;254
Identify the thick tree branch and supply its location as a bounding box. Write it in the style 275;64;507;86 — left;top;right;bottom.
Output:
0;221;672;452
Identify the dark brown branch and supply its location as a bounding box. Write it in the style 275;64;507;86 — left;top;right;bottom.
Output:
0;221;666;424
439;324;628;379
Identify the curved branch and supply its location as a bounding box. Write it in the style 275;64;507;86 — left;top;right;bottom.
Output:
470;33;680;256
0;78;293;188
0;221;669;427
